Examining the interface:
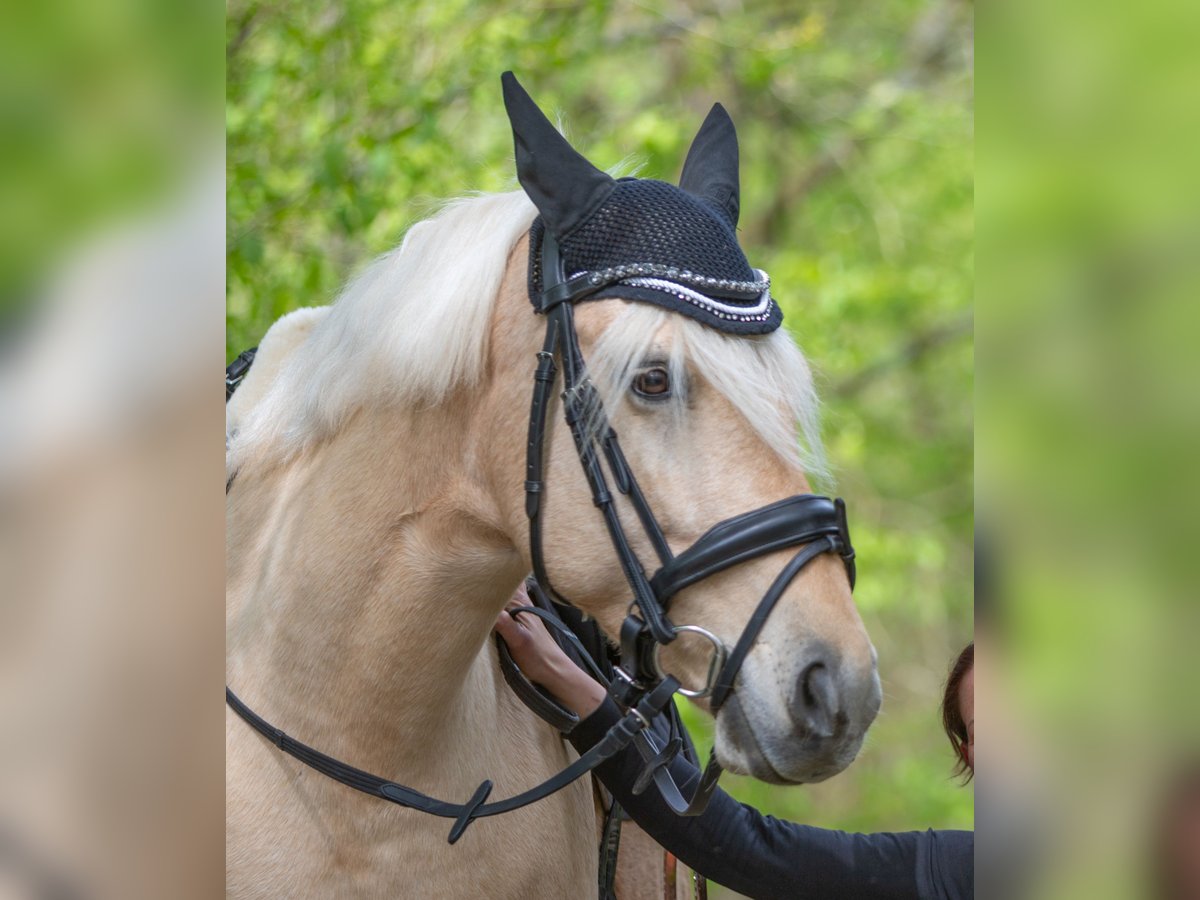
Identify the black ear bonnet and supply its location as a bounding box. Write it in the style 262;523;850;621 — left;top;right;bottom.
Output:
503;72;782;335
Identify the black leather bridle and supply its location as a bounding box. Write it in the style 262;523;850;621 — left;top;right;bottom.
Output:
523;231;857;815
224;225;857;846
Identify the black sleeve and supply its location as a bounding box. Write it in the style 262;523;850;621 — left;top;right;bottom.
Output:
570;698;974;900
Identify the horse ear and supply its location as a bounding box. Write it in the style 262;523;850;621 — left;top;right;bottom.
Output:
501;72;614;239
678;103;740;227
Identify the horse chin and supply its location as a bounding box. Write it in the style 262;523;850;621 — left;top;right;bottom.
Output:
713;693;863;786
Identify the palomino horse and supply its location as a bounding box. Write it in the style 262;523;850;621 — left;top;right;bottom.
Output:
227;89;880;899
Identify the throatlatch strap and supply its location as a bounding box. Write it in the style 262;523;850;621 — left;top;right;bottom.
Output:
525;320;560;591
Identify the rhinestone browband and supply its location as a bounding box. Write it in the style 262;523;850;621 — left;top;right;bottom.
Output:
624;275;775;322
581;263;770;297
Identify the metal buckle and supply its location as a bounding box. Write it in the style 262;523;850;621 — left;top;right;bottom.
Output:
652;625;728;699
608;664;644;709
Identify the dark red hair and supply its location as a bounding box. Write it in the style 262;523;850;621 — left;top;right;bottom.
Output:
941;642;974;781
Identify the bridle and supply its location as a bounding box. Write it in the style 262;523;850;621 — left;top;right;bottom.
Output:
224;224;857;845
524;230;857;814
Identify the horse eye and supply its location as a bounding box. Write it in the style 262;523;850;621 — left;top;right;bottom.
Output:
633;367;671;398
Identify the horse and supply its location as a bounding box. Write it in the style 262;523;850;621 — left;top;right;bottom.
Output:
226;85;881;899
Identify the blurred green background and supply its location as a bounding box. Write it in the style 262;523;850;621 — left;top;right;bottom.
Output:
226;0;974;887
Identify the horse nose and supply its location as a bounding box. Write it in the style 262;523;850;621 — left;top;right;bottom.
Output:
793;659;839;739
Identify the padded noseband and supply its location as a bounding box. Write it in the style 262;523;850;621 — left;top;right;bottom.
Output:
649;495;855;604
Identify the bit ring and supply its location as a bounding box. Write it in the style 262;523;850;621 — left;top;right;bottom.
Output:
652;625;728;699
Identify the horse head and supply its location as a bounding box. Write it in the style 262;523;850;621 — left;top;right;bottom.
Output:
491;74;882;785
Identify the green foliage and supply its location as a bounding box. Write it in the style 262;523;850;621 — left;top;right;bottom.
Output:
228;0;974;883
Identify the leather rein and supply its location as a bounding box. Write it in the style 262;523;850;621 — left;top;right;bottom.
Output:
224;226;857;846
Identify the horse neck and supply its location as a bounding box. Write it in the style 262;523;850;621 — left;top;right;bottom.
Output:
226;391;528;778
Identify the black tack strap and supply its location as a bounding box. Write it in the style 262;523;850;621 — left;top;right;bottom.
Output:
538;271;615;310
448;781;494;844
709;538;835;711
225;347;258;401
602;432;673;566
525;334;559;525
226;677;680;845
556;310;672;646
496;633;580;733
598;799;624;900
530;245;678;645
834;497;856;589
631;724;726;817
685;752;724;817
648;495;844;605
616;536;847;818
631;735;682;796
507;605;610;685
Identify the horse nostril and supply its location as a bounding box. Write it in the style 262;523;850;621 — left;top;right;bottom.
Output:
795;661;838;739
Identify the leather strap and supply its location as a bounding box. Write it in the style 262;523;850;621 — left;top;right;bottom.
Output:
534;229;632;312
527;237;677;645
709;537;838;710
225;347;258;401
525;323;560;590
649;495;843;604
598;798;623;900
601;431;673;566
631;729;725;818
496;633;579;734
226;677;680;845
499;579;623;733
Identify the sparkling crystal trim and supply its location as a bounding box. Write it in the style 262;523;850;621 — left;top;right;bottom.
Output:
582;263;769;295
623;270;775;321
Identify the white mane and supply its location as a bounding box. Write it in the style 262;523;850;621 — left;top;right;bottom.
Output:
228;189;827;483
228;190;537;469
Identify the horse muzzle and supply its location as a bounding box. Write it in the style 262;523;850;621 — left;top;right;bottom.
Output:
714;639;882;784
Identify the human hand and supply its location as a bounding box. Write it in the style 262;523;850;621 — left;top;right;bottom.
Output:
493;583;607;718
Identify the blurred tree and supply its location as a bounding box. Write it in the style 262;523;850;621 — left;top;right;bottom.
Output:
227;1;974;891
